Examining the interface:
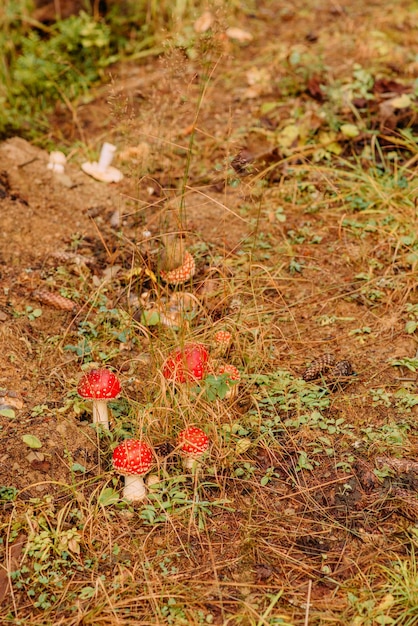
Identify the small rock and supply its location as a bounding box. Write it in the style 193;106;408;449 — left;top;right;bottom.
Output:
225;27;253;42
194;10;214;33
26;451;45;463
0;392;24;410
56;422;69;436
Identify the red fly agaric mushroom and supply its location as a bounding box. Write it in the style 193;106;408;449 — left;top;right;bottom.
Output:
162;343;209;383
77;368;121;429
160;251;196;285
112;439;153;501
178;426;209;469
217;364;241;399
214;330;232;346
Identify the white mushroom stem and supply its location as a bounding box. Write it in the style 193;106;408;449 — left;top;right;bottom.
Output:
92;400;110;429
183;456;201;470
123;475;146;501
224;384;239;400
98;142;116;171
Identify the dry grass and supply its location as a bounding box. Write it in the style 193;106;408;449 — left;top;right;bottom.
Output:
1;1;418;624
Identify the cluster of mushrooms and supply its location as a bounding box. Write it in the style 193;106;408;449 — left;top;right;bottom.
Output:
76;246;241;502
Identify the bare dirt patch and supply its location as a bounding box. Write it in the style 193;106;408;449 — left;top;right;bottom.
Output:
1;0;418;623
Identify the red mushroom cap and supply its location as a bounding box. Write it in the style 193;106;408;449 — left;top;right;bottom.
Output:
218;363;240;381
214;330;232;346
162;343;209;383
112;440;153;476
77;368;121;400
178;427;209;458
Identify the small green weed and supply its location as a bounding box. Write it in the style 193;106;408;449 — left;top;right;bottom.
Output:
192;373;239;401
0;485;18;502
390;357;418;372
139;477;233;529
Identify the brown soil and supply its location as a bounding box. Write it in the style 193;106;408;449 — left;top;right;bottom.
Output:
1;0;418;623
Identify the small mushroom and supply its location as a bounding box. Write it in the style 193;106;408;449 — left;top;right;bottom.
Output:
112;439;154;501
162;343;209;383
213;329;232;355
77;368;121;429
214;330;232;347
178;426;209;470
160;251;196;285
81;142;123;183
47;151;66;173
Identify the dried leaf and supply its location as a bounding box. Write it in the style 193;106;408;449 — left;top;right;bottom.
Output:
0;533;26;603
386;94;411;109
235;438;252;455
340;124;360;138
30;459;52;472
306;74;325;101
373;78;410;94
253;562;273;581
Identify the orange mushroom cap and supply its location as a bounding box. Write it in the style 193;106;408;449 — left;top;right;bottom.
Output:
214;330;232;346
218;363;240;381
160;251;196;285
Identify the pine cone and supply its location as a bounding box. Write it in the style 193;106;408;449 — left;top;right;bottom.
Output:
50;251;94;266
231;150;254;175
155;442;174;458
33;290;77;311
331;360;354;377
302;354;336;381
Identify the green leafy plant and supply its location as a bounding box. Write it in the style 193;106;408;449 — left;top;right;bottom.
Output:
140;477;233;529
192;373;239;401
0;485;18;502
284;410;352;436
390;357;418;372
